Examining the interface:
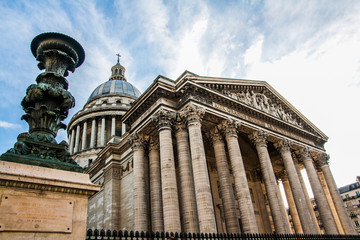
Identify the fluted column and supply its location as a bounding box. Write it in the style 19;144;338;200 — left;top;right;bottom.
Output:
317;154;357;235
81;121;87;150
293;158;321;234
300;149;338;234
274;140;317;234
248;131;290;234
149;140;164;232
210;126;240;233
223;120;258;233
122;122;126;135
74;124;81;153
100;117;106;146
111;116;116;137
69;128;75;154
130;134;149;232
180;104;217;233
317;170;344;234
175;120;199;233
90;118;96;148
153;109;181;233
281;173;303;234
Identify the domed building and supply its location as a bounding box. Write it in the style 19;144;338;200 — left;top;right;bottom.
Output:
68;60;357;235
67;58;141;167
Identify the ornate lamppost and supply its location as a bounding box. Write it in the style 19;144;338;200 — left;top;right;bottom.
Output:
0;32;84;172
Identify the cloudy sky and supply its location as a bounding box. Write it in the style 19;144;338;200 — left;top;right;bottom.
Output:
0;0;360;190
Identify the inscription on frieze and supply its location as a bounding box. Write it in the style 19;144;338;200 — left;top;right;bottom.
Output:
0;195;73;233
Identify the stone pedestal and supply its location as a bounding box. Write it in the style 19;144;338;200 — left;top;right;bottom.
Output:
0;161;99;240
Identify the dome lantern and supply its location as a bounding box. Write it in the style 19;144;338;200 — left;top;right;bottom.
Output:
109;53;126;81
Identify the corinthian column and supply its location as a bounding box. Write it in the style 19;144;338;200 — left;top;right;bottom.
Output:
316;154;357;235
248;131;290;234
149;140;164;232
281;173;303;234
153;109;181;233
300;149;338;234
69;128;75;154
293;157;321;234
81;121;87;150
209;126;240;233
111;116;116;137
130;134;149;232
100;117;106;146
274;140;317;234
222;120;258;233
180;104;217;233
74;124;81;153
174;120;199;233
90;118;96;148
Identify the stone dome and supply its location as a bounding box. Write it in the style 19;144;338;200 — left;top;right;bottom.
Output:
87;79;141;102
87;57;141;102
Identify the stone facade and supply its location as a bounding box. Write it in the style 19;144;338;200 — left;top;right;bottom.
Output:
70;70;356;234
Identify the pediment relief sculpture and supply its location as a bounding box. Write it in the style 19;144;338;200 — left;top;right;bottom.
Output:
222;89;303;128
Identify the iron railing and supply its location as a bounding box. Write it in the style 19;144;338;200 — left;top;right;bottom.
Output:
85;230;360;240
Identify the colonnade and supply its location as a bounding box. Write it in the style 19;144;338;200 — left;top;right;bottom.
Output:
68;115;126;154
130;105;356;235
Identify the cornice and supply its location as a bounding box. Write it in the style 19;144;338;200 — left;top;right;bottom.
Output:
0;172;99;196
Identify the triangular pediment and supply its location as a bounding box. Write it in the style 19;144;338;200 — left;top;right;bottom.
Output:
183;75;327;140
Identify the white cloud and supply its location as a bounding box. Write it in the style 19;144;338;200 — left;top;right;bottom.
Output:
0;121;21;129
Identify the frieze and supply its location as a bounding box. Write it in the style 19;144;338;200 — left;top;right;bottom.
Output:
222;89;303;128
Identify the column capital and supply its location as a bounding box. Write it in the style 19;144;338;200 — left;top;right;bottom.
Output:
149;138;159;151
179;103;205;126
152;109;176;131
274;139;293;154
208;126;223;143
129;133;148;151
248;130;268;147
277;170;288;182
220;119;241;137
297;147;313;162
174;115;187;133
313;153;329;168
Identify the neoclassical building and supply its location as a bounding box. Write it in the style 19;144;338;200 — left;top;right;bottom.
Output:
68;64;357;235
68;59;141;167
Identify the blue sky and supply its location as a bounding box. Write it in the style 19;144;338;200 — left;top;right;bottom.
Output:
1;0;360;190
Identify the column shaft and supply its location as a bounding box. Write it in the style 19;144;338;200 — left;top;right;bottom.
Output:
302;153;338;234
90;118;96;148
122;122;126;135
69;128;75;154
318;171;344;234
224;122;258;233
149;142;164;232
276;141;317;234
211;129;240;233
175;125;199;233
320;159;357;235
132;136;148;232
100;117;106;146
187;119;217;233
159;125;181;233
294;162;321;233
282;178;303;234
111;116;116;136
74;124;81;153
81;121;87;150
249;132;290;234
